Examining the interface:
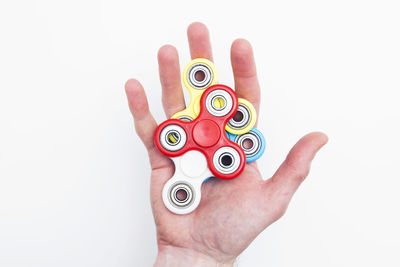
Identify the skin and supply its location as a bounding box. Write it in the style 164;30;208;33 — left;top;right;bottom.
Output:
125;22;328;266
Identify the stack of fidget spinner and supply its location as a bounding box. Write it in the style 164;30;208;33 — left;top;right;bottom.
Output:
154;58;266;214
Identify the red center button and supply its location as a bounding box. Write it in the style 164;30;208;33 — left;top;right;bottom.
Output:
192;119;221;147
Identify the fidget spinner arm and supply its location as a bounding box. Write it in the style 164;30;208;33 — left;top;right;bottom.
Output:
160;150;212;214
172;58;218;121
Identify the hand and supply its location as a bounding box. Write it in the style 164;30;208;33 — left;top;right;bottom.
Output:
125;22;328;266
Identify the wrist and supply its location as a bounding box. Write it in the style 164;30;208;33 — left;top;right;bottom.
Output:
154;245;236;267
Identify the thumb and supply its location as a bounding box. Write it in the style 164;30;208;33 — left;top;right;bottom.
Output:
266;132;328;207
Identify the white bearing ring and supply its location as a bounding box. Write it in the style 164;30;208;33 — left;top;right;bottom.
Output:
169;182;194;208
187;63;213;89
205;90;233;117
213;146;241;174
235;131;261;158
227;103;251;130
159;124;187;151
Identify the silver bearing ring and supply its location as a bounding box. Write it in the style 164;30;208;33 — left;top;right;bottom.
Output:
205;90;233;117
177;115;193;122
169;182;194;207
213;146;241;174
159;124;187;151
235;131;261;158
227;103;251;130
187;63;213;89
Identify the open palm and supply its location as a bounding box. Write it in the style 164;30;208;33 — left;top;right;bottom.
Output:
125;22;328;266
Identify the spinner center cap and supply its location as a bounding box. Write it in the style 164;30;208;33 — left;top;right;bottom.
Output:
192;119;220;147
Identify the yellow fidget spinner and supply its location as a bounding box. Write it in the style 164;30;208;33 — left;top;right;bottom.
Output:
172;58;257;135
172;58;218;121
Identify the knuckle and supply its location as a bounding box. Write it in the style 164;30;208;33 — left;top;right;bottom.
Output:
284;157;310;182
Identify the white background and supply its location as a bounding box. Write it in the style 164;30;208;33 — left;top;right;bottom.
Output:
0;0;399;266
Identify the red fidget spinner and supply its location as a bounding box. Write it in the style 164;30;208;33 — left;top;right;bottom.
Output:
154;84;246;179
